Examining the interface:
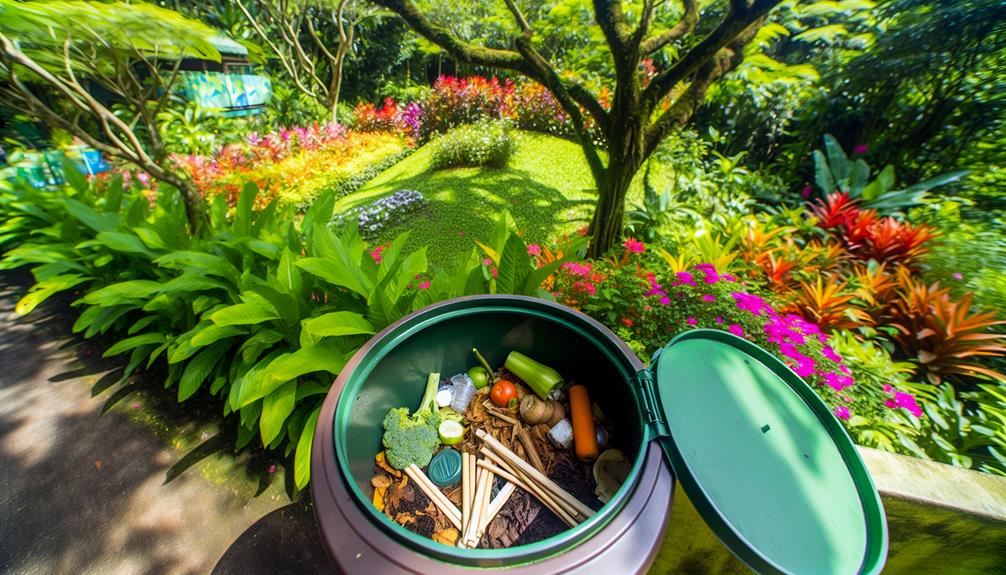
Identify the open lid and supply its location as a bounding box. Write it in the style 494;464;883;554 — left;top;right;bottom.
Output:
642;329;887;575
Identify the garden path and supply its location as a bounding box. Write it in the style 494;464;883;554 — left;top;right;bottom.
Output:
0;271;332;575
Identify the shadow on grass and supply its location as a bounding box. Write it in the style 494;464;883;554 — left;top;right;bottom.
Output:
340;166;596;268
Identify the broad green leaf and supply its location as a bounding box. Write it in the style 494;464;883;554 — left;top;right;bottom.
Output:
302;311;374;338
16;274;89;315
191;324;245;347
276;247;303;294
178;342;229;401
133;227;167;250
82;280;161;306
61;158;88;194
260;380;296;445
238;343;345;407
210;303;279;326
153;251;238;281
103;332;167;357
91;231;158;257
495;234;530;295
295;406;321;490
157;274;229;295
233;181;258;237
64;199;118;232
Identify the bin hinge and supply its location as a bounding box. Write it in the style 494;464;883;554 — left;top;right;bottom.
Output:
634;368;667;438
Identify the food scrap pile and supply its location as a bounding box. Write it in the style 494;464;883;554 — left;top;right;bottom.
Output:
370;348;632;549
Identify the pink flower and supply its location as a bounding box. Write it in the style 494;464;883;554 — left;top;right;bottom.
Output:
823;372;853;391
694;263;720;284
833;406;850;421
728;324;745;338
482;257;493;266
687;317;698;326
673;271;696;286
562;262;592;276
621;317;634;327
854;144;869;155
131;402;141;409
370;245;387;264
268;464;277;474
801;185;812;199
885;391;922;418
418;280;431;290
714;316;724;324
659;296;671;305
527;244;541;256
953;272;964;281
883;384;893;393
623;238;645;253
573;280;596;295
731;292;768;316
722;274;737;282
702;294;716;302
821;346;842;363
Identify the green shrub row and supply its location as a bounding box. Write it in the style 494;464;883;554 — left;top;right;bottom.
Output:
429;120;517;170
0;172;580;489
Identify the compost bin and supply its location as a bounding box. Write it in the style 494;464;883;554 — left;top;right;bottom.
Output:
312;295;888;574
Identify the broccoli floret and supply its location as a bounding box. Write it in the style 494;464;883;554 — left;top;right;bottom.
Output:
382;372;443;470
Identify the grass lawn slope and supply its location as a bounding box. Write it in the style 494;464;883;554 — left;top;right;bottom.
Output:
335;131;652;268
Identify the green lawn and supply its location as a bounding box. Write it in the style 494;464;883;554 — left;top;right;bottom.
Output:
335;131;661;268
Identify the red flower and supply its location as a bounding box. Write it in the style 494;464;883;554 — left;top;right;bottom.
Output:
621;317;634;327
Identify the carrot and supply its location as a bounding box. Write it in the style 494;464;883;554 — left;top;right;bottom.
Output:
568;385;599;462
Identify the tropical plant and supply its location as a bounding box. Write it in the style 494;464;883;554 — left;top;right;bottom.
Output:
0;0;220;232
813;134;969;214
889;277;1006;385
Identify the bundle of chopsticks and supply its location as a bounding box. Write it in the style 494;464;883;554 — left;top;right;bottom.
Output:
403;429;595;549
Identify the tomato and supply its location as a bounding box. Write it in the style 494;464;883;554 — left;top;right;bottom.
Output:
490;379;518;408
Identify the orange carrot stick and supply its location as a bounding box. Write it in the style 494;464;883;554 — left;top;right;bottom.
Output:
568;385;599;462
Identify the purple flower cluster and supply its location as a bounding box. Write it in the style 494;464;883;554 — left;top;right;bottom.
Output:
333;189;426;240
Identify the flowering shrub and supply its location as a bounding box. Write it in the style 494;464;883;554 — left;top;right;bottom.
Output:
177;127;411;209
350;75;585;143
332;189;427;240
551;241;923;425
429;120;517;170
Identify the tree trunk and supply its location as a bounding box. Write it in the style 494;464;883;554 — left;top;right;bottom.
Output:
329;45;347;121
145;162;208;236
587;109;645;258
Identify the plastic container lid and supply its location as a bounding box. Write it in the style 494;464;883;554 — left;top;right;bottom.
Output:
644;329;887;575
427;448;462;488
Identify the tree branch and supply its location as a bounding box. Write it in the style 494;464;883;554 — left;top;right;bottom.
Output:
373;0;527;70
593;0;632;55
644;23;759;157
641;0;781;110
639;0;698;54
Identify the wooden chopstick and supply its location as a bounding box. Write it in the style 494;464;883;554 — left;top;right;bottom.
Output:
477;429;595;520
477;456;578;527
461;451;471;538
405;464;461;530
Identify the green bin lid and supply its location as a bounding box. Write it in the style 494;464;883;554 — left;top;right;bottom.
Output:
647;329;887;575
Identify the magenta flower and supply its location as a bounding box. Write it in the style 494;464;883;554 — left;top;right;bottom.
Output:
821;346;842;363
623;238;646;253
801;185;812;199
527;244;541;256
714;316;723;324
370;245;386;264
722;274;737;282
694;263;719;284
728;324;745;337
822;372;853;391
953;272;964;281
833;406;850;421
854;144;869;155
659;295;671;305
702;294;716;302
482;257;493;266
885;391;922;417
731;292;768;316
268;464;277;474
883;384;893;393
562;262;592;276
674;271;696;286
418;280;431;290
687;317;698;326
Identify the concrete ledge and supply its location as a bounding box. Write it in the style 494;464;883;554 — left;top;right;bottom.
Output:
651;446;1006;574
